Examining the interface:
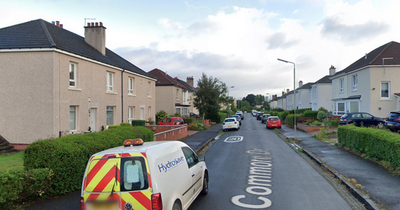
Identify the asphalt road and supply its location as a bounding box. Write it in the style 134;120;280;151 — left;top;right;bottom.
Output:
189;114;356;210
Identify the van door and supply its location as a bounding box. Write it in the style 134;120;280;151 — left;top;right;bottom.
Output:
119;153;152;210
181;147;203;207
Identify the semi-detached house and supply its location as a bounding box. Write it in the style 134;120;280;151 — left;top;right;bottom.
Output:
0;19;157;149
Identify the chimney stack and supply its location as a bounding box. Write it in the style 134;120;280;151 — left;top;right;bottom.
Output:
329;65;336;75
186;76;194;88
85;22;106;55
299;80;303;87
286;89;289;93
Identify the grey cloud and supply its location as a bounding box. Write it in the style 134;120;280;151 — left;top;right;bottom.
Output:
321;16;389;44
186;20;221;37
265;32;300;49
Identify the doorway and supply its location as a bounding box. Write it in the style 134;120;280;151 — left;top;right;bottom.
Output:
90;108;96;132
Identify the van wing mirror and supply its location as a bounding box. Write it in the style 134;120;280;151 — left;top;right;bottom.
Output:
198;154;205;162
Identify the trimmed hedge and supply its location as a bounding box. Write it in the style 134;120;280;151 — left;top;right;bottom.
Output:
24;126;154;196
182;116;194;125
303;110;319;117
0;168;53;210
286;114;303;128
338;126;400;168
278;111;290;123
131;120;146;126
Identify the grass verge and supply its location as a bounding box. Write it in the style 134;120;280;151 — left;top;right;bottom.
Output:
0;152;24;172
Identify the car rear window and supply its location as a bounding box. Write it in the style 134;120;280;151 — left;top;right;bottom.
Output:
388;113;400;118
120;157;149;191
269;118;279;121
224;119;235;122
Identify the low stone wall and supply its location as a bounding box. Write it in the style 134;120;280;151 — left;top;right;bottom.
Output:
297;123;336;133
146;125;188;141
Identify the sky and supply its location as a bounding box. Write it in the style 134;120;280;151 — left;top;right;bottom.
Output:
0;0;398;100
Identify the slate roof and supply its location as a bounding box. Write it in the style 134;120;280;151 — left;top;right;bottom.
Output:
0;19;154;79
148;68;186;89
332;41;400;78
315;75;332;84
176;78;197;92
297;82;314;90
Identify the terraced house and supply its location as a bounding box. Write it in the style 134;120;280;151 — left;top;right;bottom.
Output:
0;19;156;149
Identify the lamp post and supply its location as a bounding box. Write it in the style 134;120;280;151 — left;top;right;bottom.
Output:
277;58;296;141
227;86;234;117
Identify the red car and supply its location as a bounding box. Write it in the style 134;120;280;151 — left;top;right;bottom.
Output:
158;117;185;126
266;116;281;129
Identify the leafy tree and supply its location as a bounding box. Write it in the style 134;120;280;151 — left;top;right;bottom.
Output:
244;94;256;106
194;73;227;122
156;110;169;124
237;100;251;111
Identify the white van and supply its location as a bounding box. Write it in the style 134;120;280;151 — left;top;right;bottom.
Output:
80;139;208;210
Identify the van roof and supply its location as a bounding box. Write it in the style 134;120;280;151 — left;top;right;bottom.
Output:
91;141;187;156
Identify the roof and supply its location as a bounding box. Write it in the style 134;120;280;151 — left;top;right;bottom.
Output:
297;82;314;90
314;75;332;84
148;68;187;89
176;78;197;92
332;41;400;78
0;19;154;79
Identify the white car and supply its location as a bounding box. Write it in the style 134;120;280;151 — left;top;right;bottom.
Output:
81;139;208;210
223;117;240;131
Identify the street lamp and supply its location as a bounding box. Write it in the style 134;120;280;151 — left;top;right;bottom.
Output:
227;86;234;117
277;58;296;141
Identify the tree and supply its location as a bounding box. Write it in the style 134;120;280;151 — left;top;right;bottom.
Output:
244;94;256;106
193;73;227;122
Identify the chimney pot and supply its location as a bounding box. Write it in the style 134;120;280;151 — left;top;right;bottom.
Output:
60;24;63;28
100;22;103;27
91;22;94;27
87;23;90;27
56;21;60;27
95;22;98;27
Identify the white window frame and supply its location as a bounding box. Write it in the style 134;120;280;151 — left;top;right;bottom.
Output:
128;78;134;95
128;106;134;124
106;71;114;92
106;106;114;126
70;106;77;132
339;78;344;93
148;81;151;97
140;107;145;120
148;106;151;119
176;89;179;100
69;63;77;87
381;81;390;99
352;74;358;91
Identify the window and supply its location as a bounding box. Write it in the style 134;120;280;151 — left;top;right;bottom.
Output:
148;82;151;97
128;78;134;95
381;82;390;98
140;107;144;120
106;106;114;125
352;74;358;90
70;106;77;131
337;102;345;115
182;91;186;103
69;63;76;87
128;107;134;124
148;106;151;119
120;157;149;191
349;101;359;113
339;78;344;93
176;89;179;100
176;108;181;115
107;72;114;92
181;147;198;168
312;86;317;98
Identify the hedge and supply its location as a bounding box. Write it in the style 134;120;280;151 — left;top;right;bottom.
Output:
286;114;303;128
131;120;146;126
338;126;400;168
278;111;290;123
0;168;53;210
303;110;319;117
24;126;154;196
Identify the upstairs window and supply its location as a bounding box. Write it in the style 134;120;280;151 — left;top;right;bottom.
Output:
176;89;179;100
107;72;114;92
381;82;390;99
69;63;76;87
352;74;358;90
148;82;151;97
339;78;344;93
128;78;134;95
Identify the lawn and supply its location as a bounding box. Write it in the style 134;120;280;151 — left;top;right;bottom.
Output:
0;151;24;172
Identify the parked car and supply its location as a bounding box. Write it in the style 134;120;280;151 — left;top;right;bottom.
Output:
81;139;208;210
190;112;199;118
266;116;282;129
158;117;184;126
222;118;239;131
261;114;271;124
339;112;384;128
384;111;400;132
236;111;244;120
252;110;257;116
231;115;242;126
256;112;264;120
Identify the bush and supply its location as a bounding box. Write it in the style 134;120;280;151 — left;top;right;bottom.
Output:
303;110;319;117
120;123;131;127
24;126;154;196
108;125;120;129
182;116;194;125
131;120;146;126
218;111;228;123
296;108;312;114
0;168;53;210
317;111;328;122
323;119;339;127
338;126;400;168
286;114;303;128
278;111;290;123
189;122;206;131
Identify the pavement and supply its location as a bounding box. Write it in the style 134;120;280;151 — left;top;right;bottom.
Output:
182;123;222;153
279;124;400;210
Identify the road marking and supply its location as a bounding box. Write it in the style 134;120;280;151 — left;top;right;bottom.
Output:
224;136;243;143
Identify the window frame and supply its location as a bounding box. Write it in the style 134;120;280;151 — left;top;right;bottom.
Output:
106;106;114;126
352;74;358;91
120;157;149;192
339;78;344;93
176;89;179;101
381;81;390;99
128;106;134;124
69;63;77;87
181;147;198;169
70;106;77;131
128;78;134;95
106;71;114;92
148;81;151;97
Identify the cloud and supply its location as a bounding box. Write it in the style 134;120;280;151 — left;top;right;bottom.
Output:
321;16;389;44
265;32;300;49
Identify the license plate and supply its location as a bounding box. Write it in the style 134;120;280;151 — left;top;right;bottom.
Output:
228;126;232;128
387;123;393;126
88;202;118;210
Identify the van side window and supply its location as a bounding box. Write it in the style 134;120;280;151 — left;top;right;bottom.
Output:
181;147;198;168
120;157;149;191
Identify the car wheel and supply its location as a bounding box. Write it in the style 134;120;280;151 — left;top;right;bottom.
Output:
378;122;384;129
200;173;208;195
172;201;182;210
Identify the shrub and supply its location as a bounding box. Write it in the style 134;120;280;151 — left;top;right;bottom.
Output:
120;123;131;127
286;114;303;128
182;116;194;125
303;110;319;117
131;120;146;126
323;119;339;127
190;122;206;131
108;125;120;129
279;111;290;123
0;168;53;210
296;108;312;114
317;111;328;122
218;111;228;123
24;126;153;196
338;126;400;168
156;110;169;124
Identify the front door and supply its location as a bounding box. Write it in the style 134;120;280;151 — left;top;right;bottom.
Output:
90;108;96;132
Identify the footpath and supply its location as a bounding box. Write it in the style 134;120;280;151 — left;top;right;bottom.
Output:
182;123;221;153
279;125;400;210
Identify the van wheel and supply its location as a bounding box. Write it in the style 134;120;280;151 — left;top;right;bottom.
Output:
172;201;182;210
200;173;208;195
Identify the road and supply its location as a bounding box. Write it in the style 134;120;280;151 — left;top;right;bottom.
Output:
189;114;359;210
